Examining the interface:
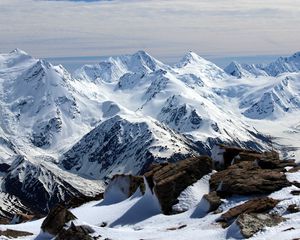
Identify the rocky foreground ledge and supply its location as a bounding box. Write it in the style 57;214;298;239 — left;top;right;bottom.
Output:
2;145;300;239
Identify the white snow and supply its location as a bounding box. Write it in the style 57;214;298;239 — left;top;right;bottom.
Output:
0;49;300;239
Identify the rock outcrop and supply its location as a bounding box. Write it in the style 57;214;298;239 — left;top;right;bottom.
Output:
41;205;77;236
56;222;95;240
214;144;296;171
236;213;285;238
220;197;280;224
210;161;291;197
202;191;222;212
145;156;213;214
0;229;33;238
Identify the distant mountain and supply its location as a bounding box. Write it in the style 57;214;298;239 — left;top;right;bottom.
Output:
1;49;300;220
225;52;300;78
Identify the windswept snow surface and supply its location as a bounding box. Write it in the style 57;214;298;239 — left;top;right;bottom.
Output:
4;175;300;240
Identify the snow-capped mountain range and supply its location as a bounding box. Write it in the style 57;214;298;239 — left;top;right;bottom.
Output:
0;48;300;218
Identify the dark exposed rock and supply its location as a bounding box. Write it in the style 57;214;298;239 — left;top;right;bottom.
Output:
288;166;300;173
210;161;291;197
0;163;10;172
216;144;296;171
41;205;77;236
202;191;222;212
145;156;213;214
287;204;300;213
56;222;94;240
216;144;261;169
166;224;187;231
291;190;300;196
283;227;295;232
236;213;285;238
0;229;33;238
4;156;102;215
220;197;280;224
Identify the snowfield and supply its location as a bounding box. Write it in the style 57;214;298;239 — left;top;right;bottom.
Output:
3;173;300;240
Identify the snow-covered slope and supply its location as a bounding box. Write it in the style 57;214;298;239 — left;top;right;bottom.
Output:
4;171;300;240
73;50;264;148
222;52;300;159
74;50;168;83
60;115;198;179
1;48;300;221
225;52;300;78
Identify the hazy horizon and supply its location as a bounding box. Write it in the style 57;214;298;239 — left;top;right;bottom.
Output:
44;52;285;73
1;0;299;63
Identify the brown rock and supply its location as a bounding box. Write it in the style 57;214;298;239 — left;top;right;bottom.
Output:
287;204;300;213
41;205;77;236
0;229;33;238
216;144;261;169
220;197;280;223
210;161;290;197
56;222;94;240
236;213;284;238
216;144;295;171
145;156;213;214
203;191;222;212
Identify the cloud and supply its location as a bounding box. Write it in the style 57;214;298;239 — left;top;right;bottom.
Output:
0;0;299;61
44;0;111;2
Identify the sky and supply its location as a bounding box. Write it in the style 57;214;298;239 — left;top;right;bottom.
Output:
0;0;299;69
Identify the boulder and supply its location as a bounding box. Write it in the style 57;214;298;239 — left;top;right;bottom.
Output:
213;144;295;171
202;191;222;212
220;197;280;224
0;229;33;238
41;205;77;236
236;213;284;238
212;144;261;169
145;156;213;214
56;222;95;240
287;204;300;213
210;161;290;197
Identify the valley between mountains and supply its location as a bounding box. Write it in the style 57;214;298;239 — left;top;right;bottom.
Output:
0;49;300;239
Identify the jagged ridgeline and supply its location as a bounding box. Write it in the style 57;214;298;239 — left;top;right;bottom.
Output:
0;48;300;233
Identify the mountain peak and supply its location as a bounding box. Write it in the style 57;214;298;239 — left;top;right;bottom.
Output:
224;61;244;78
176;51;210;69
291;51;300;59
134;50;151;58
182;51;203;62
10;48;29;56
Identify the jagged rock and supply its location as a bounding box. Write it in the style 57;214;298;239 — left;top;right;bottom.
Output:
145;156;213;214
287;204;300;213
220;197;280;224
41;205;77;236
236;213;285;238
202;191;222;212
210;161;290;197
105;174;145;201
56;222;94;240
213;145;296;171
4;156;103;215
0;229;33;238
213;145;261;169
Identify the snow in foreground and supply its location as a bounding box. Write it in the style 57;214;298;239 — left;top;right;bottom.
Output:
3;173;300;240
